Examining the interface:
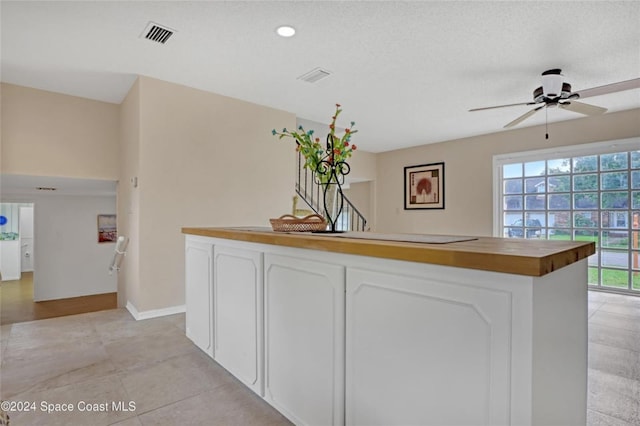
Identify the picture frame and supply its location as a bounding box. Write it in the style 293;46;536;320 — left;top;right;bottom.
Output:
97;214;117;243
404;162;445;210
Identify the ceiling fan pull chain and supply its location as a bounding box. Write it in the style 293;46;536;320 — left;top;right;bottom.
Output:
545;108;549;140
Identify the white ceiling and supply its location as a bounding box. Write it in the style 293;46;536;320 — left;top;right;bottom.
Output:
1;1;639;153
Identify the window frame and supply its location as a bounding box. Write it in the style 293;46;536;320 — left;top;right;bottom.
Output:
493;137;640;294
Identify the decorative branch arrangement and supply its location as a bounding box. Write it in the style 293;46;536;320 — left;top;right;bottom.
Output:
273;104;359;232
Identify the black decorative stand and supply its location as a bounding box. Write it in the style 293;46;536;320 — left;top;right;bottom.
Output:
315;134;351;233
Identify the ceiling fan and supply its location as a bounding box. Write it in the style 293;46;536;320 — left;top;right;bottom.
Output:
470;69;640;129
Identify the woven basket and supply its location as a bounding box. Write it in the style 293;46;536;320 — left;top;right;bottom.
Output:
270;214;327;232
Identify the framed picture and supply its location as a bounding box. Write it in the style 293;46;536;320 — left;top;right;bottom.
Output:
404;162;445;210
97;214;117;243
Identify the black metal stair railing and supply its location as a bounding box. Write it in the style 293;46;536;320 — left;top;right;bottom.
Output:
295;151;368;232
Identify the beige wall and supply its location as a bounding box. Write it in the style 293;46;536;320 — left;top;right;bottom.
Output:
347;149;377;182
129;76;295;312
376;108;640;236
2;79;296;313
343;150;377;229
117;79;141;308
0;83;119;180
343;181;375;230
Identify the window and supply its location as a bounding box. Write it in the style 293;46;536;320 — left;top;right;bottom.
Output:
494;138;640;294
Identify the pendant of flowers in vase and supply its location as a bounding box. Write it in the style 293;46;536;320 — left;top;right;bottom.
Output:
272;104;358;231
272;103;357;184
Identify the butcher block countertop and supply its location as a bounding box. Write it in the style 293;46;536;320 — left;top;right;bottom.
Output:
182;227;595;277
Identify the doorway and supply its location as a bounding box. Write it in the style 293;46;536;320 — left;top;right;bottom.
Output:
0;201;116;325
0;202;34;282
0;175;119;324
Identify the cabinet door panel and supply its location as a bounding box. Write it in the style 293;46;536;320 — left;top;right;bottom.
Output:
346;268;512;426
214;246;263;395
185;239;213;357
264;254;345;426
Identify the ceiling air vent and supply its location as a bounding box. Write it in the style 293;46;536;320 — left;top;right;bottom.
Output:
140;22;175;44
36;187;56;191
297;67;332;83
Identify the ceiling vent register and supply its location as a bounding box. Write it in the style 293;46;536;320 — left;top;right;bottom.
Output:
297;67;332;83
141;22;175;44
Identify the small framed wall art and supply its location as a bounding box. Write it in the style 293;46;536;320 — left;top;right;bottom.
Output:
404;162;444;210
97;214;117;243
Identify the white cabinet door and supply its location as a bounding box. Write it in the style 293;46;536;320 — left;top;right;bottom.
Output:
264;253;345;426
346;268;512;426
213;245;263;396
185;237;213;358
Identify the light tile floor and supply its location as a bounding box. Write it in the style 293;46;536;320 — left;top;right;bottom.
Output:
0;291;638;425
0;309;290;425
587;291;640;426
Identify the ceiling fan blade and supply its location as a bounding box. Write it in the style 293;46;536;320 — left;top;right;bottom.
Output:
574;78;640;99
469;101;536;112
504;106;545;128
559;101;607;116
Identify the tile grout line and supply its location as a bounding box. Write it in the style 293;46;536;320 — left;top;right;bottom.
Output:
588;408;635;426
588;339;640;357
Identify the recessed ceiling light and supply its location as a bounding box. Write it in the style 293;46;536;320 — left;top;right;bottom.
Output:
276;25;296;38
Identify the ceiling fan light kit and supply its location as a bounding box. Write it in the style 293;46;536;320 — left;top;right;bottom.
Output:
532;83;575;103
541;68;564;98
469;69;639;132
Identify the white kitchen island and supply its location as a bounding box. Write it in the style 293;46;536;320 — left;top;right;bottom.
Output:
182;227;595;426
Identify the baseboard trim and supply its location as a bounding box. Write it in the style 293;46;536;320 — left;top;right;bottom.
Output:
126;301;186;321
